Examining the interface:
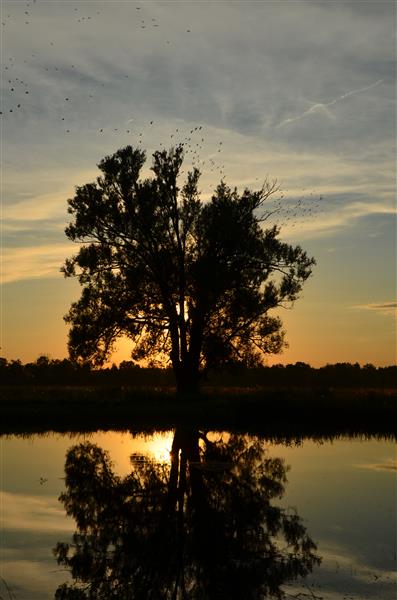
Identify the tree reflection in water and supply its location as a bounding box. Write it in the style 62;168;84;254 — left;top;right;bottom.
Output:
54;429;320;599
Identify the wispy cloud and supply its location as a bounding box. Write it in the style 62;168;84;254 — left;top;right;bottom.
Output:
355;458;397;472
277;79;384;128
5;196;64;222
352;302;397;317
4;191;394;284
285;540;396;600
3;244;74;284
1;490;73;533
0;558;71;600
279;198;396;240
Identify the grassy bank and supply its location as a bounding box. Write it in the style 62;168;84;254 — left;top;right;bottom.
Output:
1;384;396;438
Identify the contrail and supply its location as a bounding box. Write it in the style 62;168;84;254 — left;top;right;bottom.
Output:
277;79;384;128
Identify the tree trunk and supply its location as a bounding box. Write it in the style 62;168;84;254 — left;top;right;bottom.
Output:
176;364;200;396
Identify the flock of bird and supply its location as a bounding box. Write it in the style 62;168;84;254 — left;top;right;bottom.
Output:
1;3;192;118
2;1;324;230
2;3;230;177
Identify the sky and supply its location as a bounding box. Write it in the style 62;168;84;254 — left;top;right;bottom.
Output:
1;0;396;367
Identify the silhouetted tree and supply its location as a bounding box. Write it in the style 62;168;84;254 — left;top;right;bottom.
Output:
63;145;315;393
54;430;320;599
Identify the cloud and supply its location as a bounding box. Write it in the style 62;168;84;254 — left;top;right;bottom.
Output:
355;458;397;472
3;140;394;283
1;559;70;600
285;540;397;600
4;0;394;154
1;491;73;533
5;194;66;222
352;302;397;317
2;0;395;290
3;244;74;284
277;197;396;240
277;79;384;128
4;221;65;249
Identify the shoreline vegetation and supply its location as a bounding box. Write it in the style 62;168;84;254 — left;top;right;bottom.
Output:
1;384;396;438
1;357;396;388
1;357;396;437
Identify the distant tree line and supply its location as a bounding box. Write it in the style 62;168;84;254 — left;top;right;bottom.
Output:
0;356;395;389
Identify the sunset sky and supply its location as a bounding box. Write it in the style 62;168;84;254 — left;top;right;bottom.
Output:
2;0;395;367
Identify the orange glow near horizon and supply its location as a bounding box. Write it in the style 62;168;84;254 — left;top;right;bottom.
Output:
2;284;396;368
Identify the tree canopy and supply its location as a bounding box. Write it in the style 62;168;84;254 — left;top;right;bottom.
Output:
63;145;315;392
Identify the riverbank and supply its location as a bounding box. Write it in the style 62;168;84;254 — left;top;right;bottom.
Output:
1;385;396;438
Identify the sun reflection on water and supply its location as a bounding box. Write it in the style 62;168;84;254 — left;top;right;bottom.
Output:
129;431;174;464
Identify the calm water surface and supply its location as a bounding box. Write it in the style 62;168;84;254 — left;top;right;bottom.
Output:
1;431;396;599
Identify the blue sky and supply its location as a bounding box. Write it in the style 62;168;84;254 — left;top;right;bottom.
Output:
2;0;395;366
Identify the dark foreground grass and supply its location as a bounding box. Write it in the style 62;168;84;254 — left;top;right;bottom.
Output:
1;384;396;438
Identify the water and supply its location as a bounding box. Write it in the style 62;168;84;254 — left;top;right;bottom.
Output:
1;431;396;599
